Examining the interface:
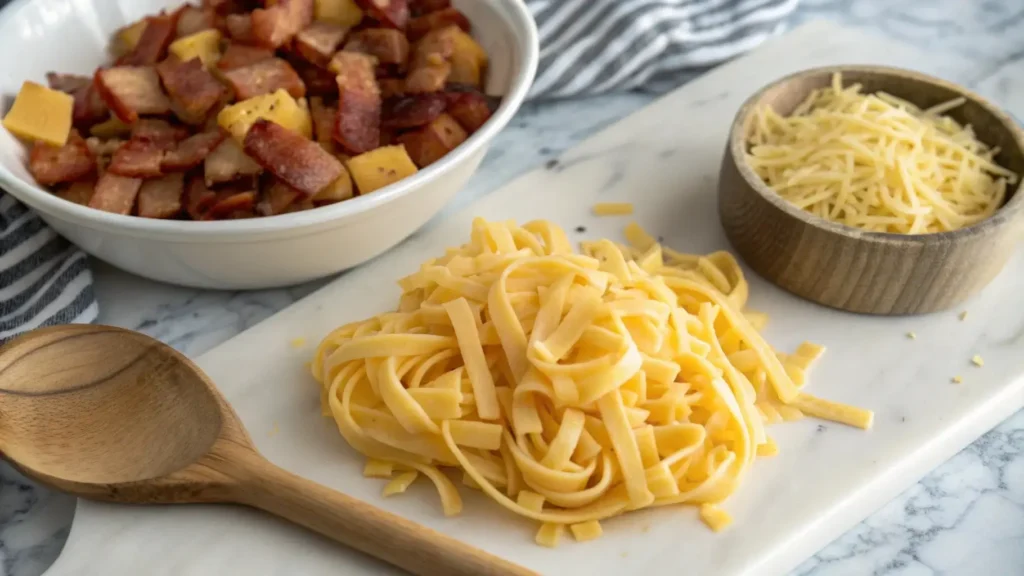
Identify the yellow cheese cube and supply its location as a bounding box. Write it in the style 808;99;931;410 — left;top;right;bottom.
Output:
449;29;489;86
314;0;364;27
90;116;132;139
2;81;74;146
114;20;148;56
346;145;419;194
169;29;223;67
296;97;313;139
217;89;306;142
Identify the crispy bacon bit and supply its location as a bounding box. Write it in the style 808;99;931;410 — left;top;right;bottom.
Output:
332;52;381;154
207;189;256;218
225;13;255;41
72;85;111;130
257;179;302;215
295;22;349;67
407;7;468;41
56;179;97;205
85;137;124;159
410;0;449;17
378;77;404;98
28;131;96;186
309;97;337;152
295;63;339;96
137;173;185;218
131;118;189;146
88;173;144;214
223;58;306;100
108;139;165;177
217;43;275;71
444;90;493;132
121;13;178;66
244;119;344;196
355;0;409;31
157;56;227;124
162;131;226;171
177;5;217;37
381;93;445;129
397;112;465;167
46;73;92;94
205;138;263;183
203;0;246;14
251;0;314;49
94;66;172;123
345;28;410;68
185;175;217;218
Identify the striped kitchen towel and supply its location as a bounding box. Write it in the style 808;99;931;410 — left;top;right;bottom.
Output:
526;0;798;98
0;0;794;343
0;194;97;344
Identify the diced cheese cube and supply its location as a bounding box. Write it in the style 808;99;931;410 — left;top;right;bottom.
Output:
217;89;306;142
346;145;418;195
3;81;74;146
169;29;223;67
314;0;363;27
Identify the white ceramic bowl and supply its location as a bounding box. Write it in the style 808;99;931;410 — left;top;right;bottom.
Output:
0;0;537;289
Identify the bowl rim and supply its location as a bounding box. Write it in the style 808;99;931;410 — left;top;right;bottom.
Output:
728;64;1024;245
0;0;539;240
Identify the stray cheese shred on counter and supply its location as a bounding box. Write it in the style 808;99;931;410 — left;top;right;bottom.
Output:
746;73;1017;234
312;218;871;546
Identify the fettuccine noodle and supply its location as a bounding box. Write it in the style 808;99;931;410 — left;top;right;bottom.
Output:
312;218;871;546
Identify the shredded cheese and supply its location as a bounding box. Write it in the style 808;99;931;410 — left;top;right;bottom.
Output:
593;202;635;216
972;355;984;367
747;73;1016;234
311;219;872;544
699;504;733;532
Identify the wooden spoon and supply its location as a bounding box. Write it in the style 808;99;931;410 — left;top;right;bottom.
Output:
0;325;534;576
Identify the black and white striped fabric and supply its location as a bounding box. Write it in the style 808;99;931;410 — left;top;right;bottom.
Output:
0;0;793;342
526;0;797;98
0;194;97;344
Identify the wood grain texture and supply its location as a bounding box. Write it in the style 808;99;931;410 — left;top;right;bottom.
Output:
718;65;1024;315
0;325;535;576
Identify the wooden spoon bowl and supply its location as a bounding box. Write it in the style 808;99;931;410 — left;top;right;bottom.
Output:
0;325;533;576
718;65;1024;315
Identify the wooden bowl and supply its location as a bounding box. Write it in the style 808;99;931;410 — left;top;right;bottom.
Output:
718;65;1024;315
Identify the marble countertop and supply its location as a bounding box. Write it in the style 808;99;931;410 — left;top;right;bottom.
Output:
3;1;1024;575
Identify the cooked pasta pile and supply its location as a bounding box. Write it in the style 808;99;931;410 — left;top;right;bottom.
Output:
746;73;1017;234
311;218;872;546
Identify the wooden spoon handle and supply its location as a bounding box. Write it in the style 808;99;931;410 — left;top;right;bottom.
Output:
227;452;536;576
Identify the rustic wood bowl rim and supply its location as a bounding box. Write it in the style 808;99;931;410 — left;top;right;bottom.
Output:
728;64;1024;246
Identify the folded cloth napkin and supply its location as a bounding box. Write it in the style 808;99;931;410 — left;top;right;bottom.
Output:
0;0;794;343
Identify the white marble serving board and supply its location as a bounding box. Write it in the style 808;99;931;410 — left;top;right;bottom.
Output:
45;22;1024;576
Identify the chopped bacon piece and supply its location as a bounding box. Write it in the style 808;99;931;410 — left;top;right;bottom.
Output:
444;90;494;132
407;7;468;41
205;138;263;184
295;63;339;96
203;0;247;14
207;189;256;219
285;198;315;212
28;131;96;186
162;131;226;171
257;179;302;215
137;173;185;218
354;0;409;31
121;13;178;66
72;85;111;130
157;56;227;124
46;73;92;94
85;137;124;159
88;173;144;215
94;66;172;123
217;43;275;71
131;118;189;146
397;112;465;167
410;0;449;17
332;52;381;154
309;97;337;151
176;5;217;37
251;0;314;49
56;179;97;205
185;175;218;218
345;28;409;68
378;77;404;98
411;25;455;67
223;58;306;100
243;119;344;196
295;22;349;67
381;93;445;129
108;139;165;177
225;13;255;41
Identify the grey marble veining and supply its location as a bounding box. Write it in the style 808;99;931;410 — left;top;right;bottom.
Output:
3;1;1024;575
